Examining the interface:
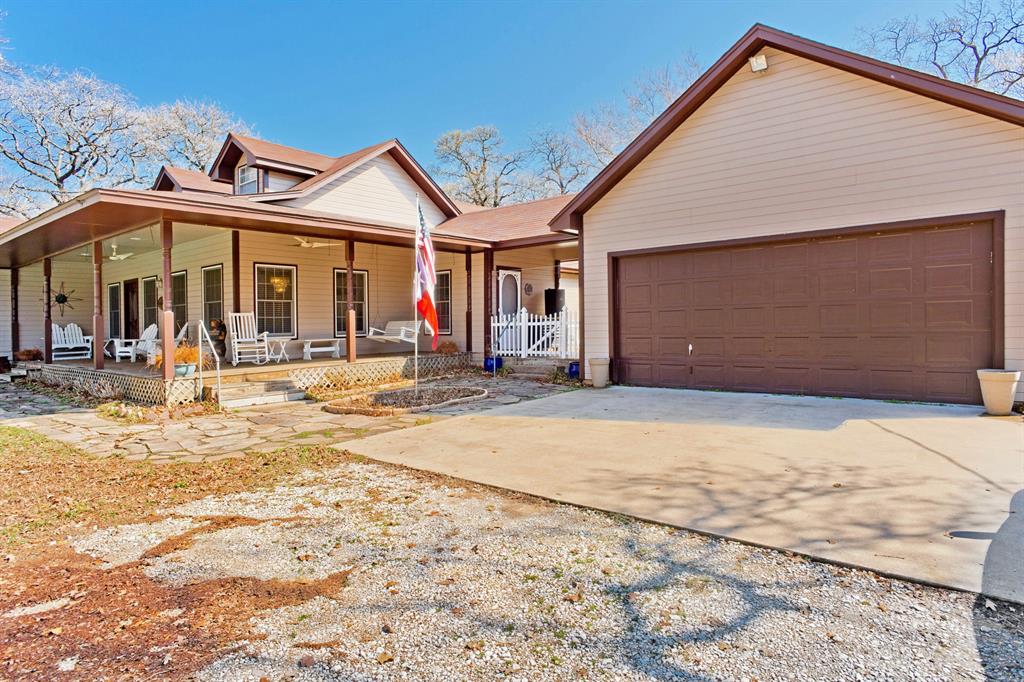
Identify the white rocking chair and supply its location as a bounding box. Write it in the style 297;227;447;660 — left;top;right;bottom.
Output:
111;323;159;363
367;320;421;344
228;312;270;366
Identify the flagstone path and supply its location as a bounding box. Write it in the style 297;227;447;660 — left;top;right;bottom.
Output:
0;376;572;463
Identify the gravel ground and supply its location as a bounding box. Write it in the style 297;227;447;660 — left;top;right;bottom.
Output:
68;459;1023;681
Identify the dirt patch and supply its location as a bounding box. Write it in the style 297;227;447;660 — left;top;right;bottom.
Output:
0;545;350;680
0;426;356;553
324;386;486;416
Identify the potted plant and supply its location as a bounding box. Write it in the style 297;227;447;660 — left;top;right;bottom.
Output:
152;343;211;377
977;369;1022;416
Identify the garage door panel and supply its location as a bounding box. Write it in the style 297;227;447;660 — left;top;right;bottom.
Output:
819;269;859;298
622;284;652;308
613;220;994;403
655;363;690;387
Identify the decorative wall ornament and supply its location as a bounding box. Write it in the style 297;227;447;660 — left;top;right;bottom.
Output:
49;282;83;317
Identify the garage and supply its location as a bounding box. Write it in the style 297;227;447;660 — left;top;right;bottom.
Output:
611;217;999;404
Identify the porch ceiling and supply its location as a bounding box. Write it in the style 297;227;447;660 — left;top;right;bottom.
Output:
0;188;492;268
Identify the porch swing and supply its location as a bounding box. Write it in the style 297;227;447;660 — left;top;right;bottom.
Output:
364;243;421;344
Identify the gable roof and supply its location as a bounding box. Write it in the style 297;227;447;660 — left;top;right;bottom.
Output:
250;138;461;219
550;24;1024;231
153;166;232;194
208;133;337;182
440;194;577;246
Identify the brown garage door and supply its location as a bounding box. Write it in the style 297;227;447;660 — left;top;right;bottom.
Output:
612;219;996;404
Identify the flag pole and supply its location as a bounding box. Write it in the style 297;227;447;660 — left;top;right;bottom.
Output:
413;195;419;398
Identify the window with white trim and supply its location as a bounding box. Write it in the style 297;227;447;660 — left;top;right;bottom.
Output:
334;269;368;337
435;270;452;334
255;264;296;337
236;165;258;195
202;265;223;324
171;271;187;334
142;277;158;329
107;283;121;339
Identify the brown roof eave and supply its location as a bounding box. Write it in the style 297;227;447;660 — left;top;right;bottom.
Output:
549;23;1024;231
0;189;489;268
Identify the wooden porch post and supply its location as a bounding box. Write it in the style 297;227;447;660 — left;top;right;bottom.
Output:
160;220;174;380
231;230;240;313
92;242;104;370
465;250;472;354
554;260;561;291
345;239;357;363
10;268;18;354
483;250;494;356
42;257;52;364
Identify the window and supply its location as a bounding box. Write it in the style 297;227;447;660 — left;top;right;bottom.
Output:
202;265;223;324
435;270;452;334
255;264;296;337
171;271;187;334
107;283;121;339
334;269;368;337
236;165;258;195
142;277;158;329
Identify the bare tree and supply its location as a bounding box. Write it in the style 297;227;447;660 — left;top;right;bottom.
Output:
0;69;145;217
860;0;1024;98
138;100;251;172
433;126;528;207
527;128;593;196
573;52;702;165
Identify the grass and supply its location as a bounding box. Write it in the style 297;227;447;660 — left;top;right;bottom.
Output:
0;426;353;553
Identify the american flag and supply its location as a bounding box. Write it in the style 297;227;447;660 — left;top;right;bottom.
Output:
414;198;439;350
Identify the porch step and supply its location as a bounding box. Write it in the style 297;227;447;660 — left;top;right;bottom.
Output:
503;359;567;377
214;379;307;409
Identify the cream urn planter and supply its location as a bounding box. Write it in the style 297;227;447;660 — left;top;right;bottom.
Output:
976;369;1021;416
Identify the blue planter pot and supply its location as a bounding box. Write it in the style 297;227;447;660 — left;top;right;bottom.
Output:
567;361;580;379
174;363;196;377
484;357;503;372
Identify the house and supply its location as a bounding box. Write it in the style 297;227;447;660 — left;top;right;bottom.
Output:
550;25;1023;405
0;135;578;403
0;24;1020;406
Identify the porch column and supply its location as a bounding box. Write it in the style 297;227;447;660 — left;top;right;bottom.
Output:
10;268;18;354
483;250;494;356
160;220;174;380
554;260;561;291
231;230;240;313
345;239;357;363
42;257;52;363
465;250;472;354
92;242;104;370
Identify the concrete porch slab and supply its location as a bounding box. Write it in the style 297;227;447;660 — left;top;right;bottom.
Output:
344;386;1024;602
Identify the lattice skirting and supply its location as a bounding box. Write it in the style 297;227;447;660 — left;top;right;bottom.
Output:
30;364;199;406
289;353;471;391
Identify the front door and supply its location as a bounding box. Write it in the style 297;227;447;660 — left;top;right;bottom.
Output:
497;269;521;316
123;279;139;340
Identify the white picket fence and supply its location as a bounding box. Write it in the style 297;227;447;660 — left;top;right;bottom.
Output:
490;307;579;359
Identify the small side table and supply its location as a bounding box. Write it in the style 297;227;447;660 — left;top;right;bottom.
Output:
267;338;290;363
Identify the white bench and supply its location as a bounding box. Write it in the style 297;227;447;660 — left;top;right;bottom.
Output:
52;323;93;360
302;338;342;361
367;320;420;344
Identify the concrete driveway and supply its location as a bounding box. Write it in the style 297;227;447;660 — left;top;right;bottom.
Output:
345;386;1024;603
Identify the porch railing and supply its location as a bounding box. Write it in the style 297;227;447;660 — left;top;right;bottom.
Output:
490;307;579;359
196;320;222;405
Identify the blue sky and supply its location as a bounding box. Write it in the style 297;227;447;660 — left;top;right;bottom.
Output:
3;0;954;163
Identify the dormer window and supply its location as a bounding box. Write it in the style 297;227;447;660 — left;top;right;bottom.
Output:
236;165;258;195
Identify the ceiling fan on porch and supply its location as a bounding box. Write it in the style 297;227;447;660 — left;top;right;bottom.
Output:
108;244;133;261
292;236;332;249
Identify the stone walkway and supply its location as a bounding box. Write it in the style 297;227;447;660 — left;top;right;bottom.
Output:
0;376;572;463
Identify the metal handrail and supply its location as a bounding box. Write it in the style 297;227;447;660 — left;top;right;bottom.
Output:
196;320;222;405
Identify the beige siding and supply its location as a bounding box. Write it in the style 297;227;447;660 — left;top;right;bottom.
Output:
282;155;447;227
0;270;10;358
561;273;579;314
18;260;93;352
237;232;467;359
266;170;302;192
582;47;1024;394
100;228;234;341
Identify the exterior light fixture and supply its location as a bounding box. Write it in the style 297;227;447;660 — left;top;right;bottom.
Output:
749;54;768;73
